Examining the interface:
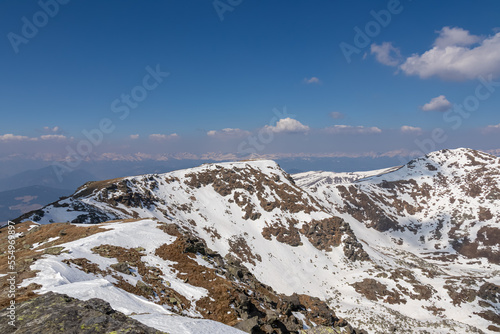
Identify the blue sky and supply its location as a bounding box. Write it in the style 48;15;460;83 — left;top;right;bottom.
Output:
1;0;500;164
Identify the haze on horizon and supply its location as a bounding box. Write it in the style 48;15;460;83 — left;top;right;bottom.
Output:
1;0;500;179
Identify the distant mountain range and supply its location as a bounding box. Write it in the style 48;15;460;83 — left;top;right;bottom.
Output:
0;185;72;225
0;166;96;192
3;148;499;333
0;156;409;193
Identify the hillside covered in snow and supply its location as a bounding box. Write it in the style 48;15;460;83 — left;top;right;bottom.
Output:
2;148;499;333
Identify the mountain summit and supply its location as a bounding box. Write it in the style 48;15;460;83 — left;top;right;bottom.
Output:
298;148;500;264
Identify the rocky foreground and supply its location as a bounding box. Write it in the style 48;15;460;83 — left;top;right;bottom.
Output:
1;219;362;333
0;292;166;334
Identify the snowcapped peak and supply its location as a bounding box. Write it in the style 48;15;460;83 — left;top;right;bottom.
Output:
186;159;285;179
198;159;280;170
364;148;500;182
422;147;499;168
69;159;286;200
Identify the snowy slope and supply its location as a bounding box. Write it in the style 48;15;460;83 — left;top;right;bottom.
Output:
18;219;244;334
299;148;500;262
14;150;500;333
296;148;500;333
293;166;401;188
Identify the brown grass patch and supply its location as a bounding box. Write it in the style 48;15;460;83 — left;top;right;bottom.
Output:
0;221;106;309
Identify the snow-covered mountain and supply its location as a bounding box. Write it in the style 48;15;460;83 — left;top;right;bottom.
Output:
293;166;400;188
295;148;500;333
296;148;500;265
4;148;500;333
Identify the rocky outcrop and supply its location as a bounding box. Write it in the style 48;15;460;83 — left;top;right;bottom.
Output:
478;282;500;304
352;279;407;305
0;292;166;334
184;165;320;215
155;223;362;334
300;217;369;262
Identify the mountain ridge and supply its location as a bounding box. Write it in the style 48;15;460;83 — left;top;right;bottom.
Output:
3;148;500;333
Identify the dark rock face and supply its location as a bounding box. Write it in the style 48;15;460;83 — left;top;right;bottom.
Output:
154;223;363;334
300;217;369;262
335;184;407;233
110;262;132;275
184;165;320;216
352;279;407;305
452;227;500;265
0;292;166;334
478;282;500;304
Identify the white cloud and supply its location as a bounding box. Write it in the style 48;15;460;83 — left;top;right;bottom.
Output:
371;42;402;66
43;126;61;133
434;26;482;48
206;128;251;137
149;133;178;141
483;123;500;133
40;134;67;141
265;118;310;133
400;125;422;134
0;133;69;142
421;95;452;112
329;111;345;119
303;77;321;84
130;134;139;140
324;125;382;134
0;134;36;141
400;27;500;80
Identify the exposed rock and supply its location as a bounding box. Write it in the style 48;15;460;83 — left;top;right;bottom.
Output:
476;310;500;327
478;282;500;304
228;236;262;266
452;229;500;265
233;316;260;332
184;165;321;216
300;327;339;334
0;291;166;334
110;262;131;275
300;217;370;261
335;185;405;233
43;246;65;255
63;258;107;275
154;223;354;334
352;279;407;305
262;219;303;247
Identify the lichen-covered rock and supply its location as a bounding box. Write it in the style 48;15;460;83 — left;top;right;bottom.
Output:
0;292;167;334
110;262;131;275
43;246;65;255
478;282;500;304
301;327;337;334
